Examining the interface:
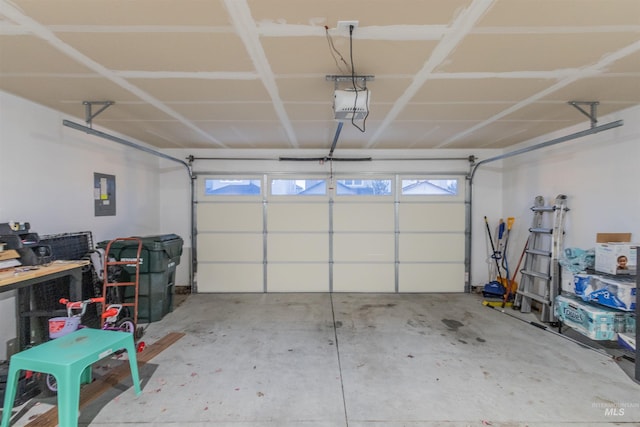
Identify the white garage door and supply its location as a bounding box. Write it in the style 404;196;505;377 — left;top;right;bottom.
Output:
196;175;465;293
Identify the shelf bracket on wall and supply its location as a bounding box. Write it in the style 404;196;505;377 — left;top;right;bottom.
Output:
83;100;114;128
568;101;599;128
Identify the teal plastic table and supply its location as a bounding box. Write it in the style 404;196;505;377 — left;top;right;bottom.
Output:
1;328;141;427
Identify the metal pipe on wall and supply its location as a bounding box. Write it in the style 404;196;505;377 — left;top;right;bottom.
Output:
190;156;473;162
468;120;624;181
62;119;196;290
64;120;191;169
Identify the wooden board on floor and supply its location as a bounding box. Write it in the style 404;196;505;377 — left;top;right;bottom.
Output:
25;332;185;427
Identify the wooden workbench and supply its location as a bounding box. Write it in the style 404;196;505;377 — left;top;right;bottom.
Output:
0;261;87;290
0;261;88;351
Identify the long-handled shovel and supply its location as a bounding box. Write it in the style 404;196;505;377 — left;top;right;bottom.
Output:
484;216;504;290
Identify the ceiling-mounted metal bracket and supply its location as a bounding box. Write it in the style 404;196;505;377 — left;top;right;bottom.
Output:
83;100;114;128
326;75;375;90
568;101;599;128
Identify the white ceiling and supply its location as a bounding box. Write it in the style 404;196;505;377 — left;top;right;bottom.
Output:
1;0;639;151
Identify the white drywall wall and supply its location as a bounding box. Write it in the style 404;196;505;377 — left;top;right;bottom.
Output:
0;91;165;359
501;104;640;280
0;91;162;239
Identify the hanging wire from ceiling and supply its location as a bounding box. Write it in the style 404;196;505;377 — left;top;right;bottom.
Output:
349;25;369;133
324;26;350;75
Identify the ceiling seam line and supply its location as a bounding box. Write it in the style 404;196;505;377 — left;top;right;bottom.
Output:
364;0;496;149
114;71;260;80
436;38;640;148
223;0;298;149
471;25;640;34
46;25;235;33
0;2;227;149
258;24;448;40
11;70;636;80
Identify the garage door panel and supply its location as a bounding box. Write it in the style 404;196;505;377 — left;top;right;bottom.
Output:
333;203;395;232
333;234;395;262
399;233;465;262
268;263;329;292
399;204;464;231
197;203;263;231
268;203;327;232
333;264;395;292
399;264;465;292
197;263;263;292
196;174;467;293
267;233;328;262
198;233;263;262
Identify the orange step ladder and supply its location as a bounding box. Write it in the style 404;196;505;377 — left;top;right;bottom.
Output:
102;237;142;325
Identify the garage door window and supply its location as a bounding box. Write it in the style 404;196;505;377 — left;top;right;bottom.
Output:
336;179;392;196
271;179;327;195
401;179;458;196
204;179;261;196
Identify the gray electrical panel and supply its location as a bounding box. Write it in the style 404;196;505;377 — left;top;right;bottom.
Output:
94;172;116;216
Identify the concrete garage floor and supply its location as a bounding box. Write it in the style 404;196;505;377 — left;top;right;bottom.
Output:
11;293;640;426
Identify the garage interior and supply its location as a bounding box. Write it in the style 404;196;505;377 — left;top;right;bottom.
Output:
0;0;639;426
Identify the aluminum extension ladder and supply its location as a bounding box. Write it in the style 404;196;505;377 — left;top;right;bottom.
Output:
514;195;569;323
102;237;142;325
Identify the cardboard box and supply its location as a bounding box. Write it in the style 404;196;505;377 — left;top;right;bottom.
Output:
595;242;638;275
594;233;637;275
596;233;631;244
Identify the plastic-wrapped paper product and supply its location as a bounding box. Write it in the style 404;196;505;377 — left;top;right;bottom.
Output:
559;247;595;273
574;273;598;299
558;248;596;273
587;277;636;312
